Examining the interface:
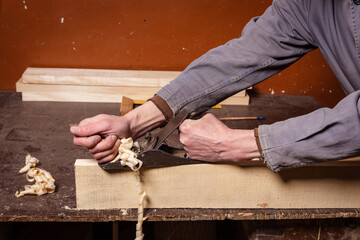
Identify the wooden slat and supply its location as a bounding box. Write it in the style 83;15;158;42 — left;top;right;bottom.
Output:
16;78;160;103
120;96;134;116
22;67;180;87
75;159;360;210
16;77;249;104
22;67;246;97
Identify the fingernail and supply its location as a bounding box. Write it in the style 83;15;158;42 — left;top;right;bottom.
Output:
112;135;117;141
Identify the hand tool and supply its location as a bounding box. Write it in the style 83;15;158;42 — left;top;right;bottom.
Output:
99;107;209;171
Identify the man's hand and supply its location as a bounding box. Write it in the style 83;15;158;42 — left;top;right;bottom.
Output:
179;113;260;162
70;114;130;163
70;101;166;163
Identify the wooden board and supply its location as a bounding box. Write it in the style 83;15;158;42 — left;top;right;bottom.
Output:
75;159;360;210
16;77;248;104
22;67;181;87
21;67;246;96
16;78;160;103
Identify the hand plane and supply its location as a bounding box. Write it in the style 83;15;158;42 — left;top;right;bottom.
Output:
99;108;209;171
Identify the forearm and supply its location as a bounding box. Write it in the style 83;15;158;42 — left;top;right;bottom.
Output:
124;101;166;139
157;0;315;115
220;129;261;162
259;90;360;172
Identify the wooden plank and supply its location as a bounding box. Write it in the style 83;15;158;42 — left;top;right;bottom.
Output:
75;159;360;210
120;96;134;116
22;67;180;87
22;68;246;97
16;78;160;103
16;78;249;105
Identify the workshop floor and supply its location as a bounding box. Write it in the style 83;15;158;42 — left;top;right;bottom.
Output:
1;219;359;240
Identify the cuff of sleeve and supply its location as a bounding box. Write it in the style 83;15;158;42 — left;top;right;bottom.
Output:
254;128;264;161
148;95;174;122
258;124;281;172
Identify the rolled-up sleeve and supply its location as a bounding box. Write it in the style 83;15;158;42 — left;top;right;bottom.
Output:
259;91;360;172
156;0;316;114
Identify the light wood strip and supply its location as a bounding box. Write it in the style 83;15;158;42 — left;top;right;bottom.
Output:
22;68;246;97
16;78;249;104
75;159;360;209
22;67;180;87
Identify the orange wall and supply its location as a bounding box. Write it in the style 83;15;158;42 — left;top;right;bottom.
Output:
0;0;345;107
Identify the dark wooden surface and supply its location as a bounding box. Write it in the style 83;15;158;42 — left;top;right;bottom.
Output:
0;91;359;222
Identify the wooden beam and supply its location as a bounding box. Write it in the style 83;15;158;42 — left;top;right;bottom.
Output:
21;67;247;97
17;67;249;104
75;159;360;209
16;78;249;105
22;67;181;87
16;78;160;103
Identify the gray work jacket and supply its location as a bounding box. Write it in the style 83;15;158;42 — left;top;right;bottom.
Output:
156;0;360;172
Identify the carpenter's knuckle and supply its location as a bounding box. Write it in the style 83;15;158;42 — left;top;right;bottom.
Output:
204;112;214;119
179;135;188;145
179;123;189;132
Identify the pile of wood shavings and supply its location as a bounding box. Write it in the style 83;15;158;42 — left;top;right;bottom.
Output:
15;154;56;197
111;137;147;240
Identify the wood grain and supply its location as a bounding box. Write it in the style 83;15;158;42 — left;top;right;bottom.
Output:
17;67;248;104
22;67;180;87
16;78;248;104
75;159;360;210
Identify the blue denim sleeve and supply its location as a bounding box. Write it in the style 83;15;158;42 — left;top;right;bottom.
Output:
156;0;315;115
259;91;360;172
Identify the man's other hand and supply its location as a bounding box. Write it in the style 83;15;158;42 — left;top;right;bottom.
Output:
179;113;260;163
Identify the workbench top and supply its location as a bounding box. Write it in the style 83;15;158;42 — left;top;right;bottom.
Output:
0;91;359;222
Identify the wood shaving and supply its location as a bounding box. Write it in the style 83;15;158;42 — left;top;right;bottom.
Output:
111;138;141;171
19;154;39;174
112;137;147;240
15;154;56;197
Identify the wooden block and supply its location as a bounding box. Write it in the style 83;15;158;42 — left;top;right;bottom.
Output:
17;67;249;104
120;96;134;116
22;67;245;97
16;78;160;103
16;78;249;105
75;159;360;209
22;67;181;87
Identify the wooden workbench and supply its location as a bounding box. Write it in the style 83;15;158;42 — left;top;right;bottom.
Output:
0;91;359;223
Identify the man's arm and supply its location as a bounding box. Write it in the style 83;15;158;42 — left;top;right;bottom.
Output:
260;90;360;172
156;0;316;115
72;0;316;164
156;0;360;169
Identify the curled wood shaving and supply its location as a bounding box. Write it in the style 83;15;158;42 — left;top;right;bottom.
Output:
111;138;141;171
135;170;147;240
19;154;39;174
112;138;146;240
15;155;56;198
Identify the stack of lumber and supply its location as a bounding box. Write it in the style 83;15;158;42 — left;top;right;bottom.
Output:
16;67;250;104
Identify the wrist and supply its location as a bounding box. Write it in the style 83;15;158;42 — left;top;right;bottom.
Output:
123;101;166;139
223;129;261;162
